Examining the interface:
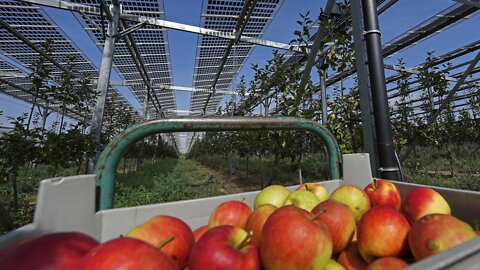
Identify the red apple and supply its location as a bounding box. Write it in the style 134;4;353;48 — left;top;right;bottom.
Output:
338;242;368;270
364;179;401;210
331;185;371;222
357;206;410;263
311;199;356;254
254;185;290;209
208;200;251;228
189;225;259;270
74;237;177;270
408;213;477;261
259;205;333;270
244;204;277;246
126;215;194;268
193;225;209;242
0;232;98;270
401;187;451;225
296;182;329;202
366;257;408;270
0;235;39;261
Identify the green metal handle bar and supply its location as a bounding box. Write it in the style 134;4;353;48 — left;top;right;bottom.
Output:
95;116;342;210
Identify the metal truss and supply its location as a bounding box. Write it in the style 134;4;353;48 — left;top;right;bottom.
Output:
70;0;175;118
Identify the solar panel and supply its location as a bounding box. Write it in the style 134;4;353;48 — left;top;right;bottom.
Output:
325;3;479;87
71;0;176;118
189;0;284;116
0;0;137;121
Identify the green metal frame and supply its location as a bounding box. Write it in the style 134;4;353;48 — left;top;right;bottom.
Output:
95;117;342;210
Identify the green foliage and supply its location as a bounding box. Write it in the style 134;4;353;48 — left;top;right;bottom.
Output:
0;115;40;175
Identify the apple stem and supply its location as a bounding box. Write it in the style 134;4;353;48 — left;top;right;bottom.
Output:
373;178;378;190
237;231;253;250
157;235;175;249
241;196;246;203
311;209;327;221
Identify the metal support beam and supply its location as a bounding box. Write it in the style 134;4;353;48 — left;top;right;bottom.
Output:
400;50;480;160
361;0;398;180
142;88;149;121
297;0;336;95
429;51;480;124
0;18;69;74
384;63;480;86
117;18;166;116
40;100;50;130
453;0;480;9
320;72;328;124
202;0;256;114
19;0;301;53
351;0;379;175
87;4;120;174
0;77;85;120
115;21;147;39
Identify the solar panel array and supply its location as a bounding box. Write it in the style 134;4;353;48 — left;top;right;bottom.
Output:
189;0;284;116
0;0;137;121
1;0;478;153
71;0;176;118
325;3;479;86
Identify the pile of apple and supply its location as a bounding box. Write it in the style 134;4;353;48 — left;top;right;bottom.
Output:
0;180;478;270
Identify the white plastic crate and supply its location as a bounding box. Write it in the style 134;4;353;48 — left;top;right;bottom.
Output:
1;153;480;269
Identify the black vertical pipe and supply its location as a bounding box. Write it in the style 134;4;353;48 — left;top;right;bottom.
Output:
361;0;398;180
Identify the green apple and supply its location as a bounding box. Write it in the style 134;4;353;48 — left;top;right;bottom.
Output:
254;185;290;209
324;259;346;270
331;185;371;222
296;183;329;203
283;190;321;211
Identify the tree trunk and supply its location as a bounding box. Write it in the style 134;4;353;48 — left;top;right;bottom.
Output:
11;172;18;212
270;153;280;186
59;108;66;134
260;156;264;188
76;162;82;175
26;88;40;130
229;152;234;179
53;165;58;177
246;156;249;181
298;167;303;185
0;202;14;231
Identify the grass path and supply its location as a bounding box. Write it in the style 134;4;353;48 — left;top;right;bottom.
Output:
114;157;255;208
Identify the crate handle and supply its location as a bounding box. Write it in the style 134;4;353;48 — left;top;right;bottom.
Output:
95;116;342;210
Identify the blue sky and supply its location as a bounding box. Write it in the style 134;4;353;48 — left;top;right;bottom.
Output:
1;0;478;128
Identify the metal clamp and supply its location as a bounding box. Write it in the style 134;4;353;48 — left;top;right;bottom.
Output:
363;30;382;36
378;166;399;172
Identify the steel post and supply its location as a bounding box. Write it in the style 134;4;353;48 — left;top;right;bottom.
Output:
361;0;398;180
87;4;120;174
143;88;149;121
428;86;435;115
41;101;49;131
350;0;380;176
320;72;328;124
